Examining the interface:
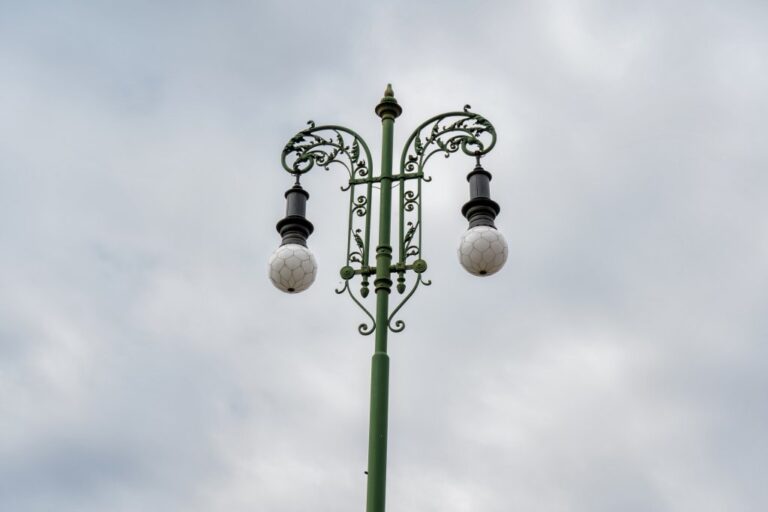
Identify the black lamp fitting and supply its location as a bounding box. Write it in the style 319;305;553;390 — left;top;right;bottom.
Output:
461;162;500;228
276;182;314;246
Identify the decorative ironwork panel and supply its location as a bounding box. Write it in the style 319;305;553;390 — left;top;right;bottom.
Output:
282;122;377;334
387;107;497;332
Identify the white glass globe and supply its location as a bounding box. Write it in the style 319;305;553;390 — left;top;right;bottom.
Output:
457;225;508;276
268;243;317;293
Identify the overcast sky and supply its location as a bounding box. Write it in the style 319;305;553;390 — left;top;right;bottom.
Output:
1;1;767;511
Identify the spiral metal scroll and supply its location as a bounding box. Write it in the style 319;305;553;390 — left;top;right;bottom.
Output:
387;107;497;333
335;280;376;335
400;106;497;177
282;122;377;334
282;121;374;181
387;274;431;333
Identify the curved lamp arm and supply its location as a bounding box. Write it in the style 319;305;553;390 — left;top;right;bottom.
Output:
386;107;498;332
399;105;497;176
282;121;374;181
278;122;378;334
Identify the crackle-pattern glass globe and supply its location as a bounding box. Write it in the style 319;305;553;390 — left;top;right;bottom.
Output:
268;244;317;293
457;225;508;276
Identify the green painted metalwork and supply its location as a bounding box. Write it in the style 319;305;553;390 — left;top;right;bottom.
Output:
277;85;498;512
282;123;377;328
365;85;399;512
386;107;497;333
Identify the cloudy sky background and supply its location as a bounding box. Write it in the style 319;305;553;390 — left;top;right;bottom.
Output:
1;1;767;511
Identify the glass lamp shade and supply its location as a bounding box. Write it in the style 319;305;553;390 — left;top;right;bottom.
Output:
457;225;508;276
268;243;317;293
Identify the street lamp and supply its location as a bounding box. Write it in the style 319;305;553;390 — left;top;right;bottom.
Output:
269;84;506;512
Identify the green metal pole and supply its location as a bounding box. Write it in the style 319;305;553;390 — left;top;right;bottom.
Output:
367;84;402;512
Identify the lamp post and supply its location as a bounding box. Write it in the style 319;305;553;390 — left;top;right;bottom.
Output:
269;84;507;512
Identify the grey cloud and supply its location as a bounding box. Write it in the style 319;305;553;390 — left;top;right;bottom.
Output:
1;1;767;511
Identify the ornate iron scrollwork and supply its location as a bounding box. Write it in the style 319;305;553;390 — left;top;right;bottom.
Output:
401;106;497;176
279;107;496;336
282;121;373;181
387;107;497;333
282;123;377;334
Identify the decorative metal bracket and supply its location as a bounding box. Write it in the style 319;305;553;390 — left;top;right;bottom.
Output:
282;123;377;334
387;107;497;333
279;106;497;336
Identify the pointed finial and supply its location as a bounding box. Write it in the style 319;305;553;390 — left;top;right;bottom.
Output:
375;83;402;119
